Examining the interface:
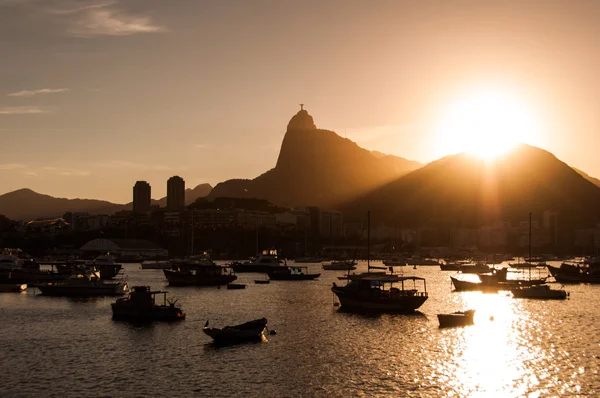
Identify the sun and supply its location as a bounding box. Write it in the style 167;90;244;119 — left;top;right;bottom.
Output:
434;88;543;159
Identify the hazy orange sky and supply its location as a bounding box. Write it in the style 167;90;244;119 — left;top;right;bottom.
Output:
1;0;600;203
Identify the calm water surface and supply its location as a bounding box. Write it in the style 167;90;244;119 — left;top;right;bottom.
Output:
1;262;598;397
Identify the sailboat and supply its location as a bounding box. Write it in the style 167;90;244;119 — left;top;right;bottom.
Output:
331;211;429;313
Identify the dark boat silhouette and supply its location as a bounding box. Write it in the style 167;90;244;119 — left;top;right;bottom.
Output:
163;264;237;286
203;318;268;344
111;286;185;321
267;266;320;280
437;310;475;328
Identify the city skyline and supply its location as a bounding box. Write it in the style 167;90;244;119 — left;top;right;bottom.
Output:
3;1;600;203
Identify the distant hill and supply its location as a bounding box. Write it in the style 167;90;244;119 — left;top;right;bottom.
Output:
209;108;421;207
343;144;600;230
573;168;600;188
0;189;127;221
0;183;213;221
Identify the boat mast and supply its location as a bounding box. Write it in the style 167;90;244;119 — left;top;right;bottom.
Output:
367;211;371;272
529;212;532;280
190;210;195;257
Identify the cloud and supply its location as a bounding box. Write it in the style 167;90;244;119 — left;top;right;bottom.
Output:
41;166;90;176
8;88;70;97
0;163;27;170
61;2;167;38
0;106;48;115
22;171;39;177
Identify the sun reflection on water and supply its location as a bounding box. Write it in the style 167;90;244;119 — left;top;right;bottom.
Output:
434;292;550;397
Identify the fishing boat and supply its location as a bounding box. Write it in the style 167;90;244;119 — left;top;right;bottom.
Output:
111;286;185;321
322;260;357;271
267;266;320;280
510;284;568;300
450;268;545;292
459;262;492;274
37;266;128;297
0;283;27;292
163;264;237;287
437;310;475;328
203;318;268;344
331;212;428;313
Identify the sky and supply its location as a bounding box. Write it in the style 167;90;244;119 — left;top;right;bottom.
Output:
1;0;600;203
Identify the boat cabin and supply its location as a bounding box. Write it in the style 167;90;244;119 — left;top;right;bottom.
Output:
344;275;428;298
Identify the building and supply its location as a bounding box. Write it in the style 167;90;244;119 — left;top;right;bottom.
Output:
167;176;185;211
133;181;151;213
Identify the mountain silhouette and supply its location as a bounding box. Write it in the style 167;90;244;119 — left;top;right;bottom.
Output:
344;144;600;229
573;168;600;188
0;183;213;221
209;107;421;207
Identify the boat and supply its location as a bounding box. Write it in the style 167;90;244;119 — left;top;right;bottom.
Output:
55;254;122;279
322;260;357;270
405;255;440;266
331;211;429;313
230;250;285;273
226;283;246;290
163;264;237;286
267;266;320;280
254;280;270;284
203;318;268;344
0;254;70;285
111;286;185;321
510;284;568;300
547;263;600;284
0;283;27;292
141;260;172;270
459;262;492;274
437;310;475;328
295;256;327;263
382;257;408;266
37;266;128;297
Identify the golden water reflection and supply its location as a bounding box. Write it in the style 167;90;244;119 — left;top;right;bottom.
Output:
433;293;555;397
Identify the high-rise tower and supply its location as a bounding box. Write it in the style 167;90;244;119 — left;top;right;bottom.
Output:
167;176;185;211
133;181;151;213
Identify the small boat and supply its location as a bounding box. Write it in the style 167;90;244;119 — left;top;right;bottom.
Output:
437;310;475;328
254;280;270;284
459;263;492;274
203;318;268;344
322;260;357;270
295;256;327;263
382;257;408;267
111;286;185;321
226;283;246;290
547;263;600;284
230;250;285;273
0;283;27;293
510;284;568;300
267;266;320;281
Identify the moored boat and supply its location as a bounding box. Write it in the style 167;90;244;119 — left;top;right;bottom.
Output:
141;260;172;270
111;286;185;321
230;250;285;273
37;267;128;297
322;260;357;270
203;318;268;344
267;266;320;280
510;284;568;300
226;283;246;289
547;263;600;284
163;264;237;286
438;310;475;328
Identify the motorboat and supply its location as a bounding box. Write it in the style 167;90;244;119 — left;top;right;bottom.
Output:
510;284;568;300
267;266;320;281
451;268;545;292
37;266;128;297
438;310;475;328
322;260;357;271
0;283;27;293
111;286;185;321
459;263;492;274
230;250;285;273
254;280;270;284
203;318;268;344
440;260;470;271
0;256;70;285
405;255;440;266
85;254;123;279
295;256;327;263
163;264;237;286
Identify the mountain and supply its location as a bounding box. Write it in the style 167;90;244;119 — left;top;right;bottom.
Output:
153;183;213;207
344;144;600;229
209;107;421;207
0;183;213;221
0;189;127;221
573;168;600;188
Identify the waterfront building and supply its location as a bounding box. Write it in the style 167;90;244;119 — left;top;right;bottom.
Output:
133;181;151;213
167;176;185;211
